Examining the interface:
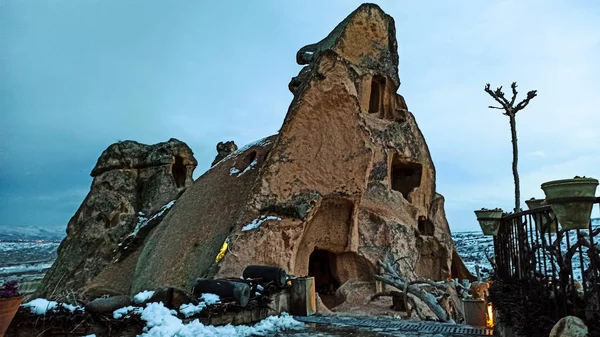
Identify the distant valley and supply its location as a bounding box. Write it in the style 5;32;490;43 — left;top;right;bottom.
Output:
0;225;65;241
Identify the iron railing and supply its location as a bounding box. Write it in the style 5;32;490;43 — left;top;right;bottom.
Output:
493;197;600;331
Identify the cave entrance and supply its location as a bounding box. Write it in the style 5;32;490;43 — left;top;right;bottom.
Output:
308;249;340;309
368;75;386;114
172;156;186;188
418;216;435;236
390;155;422;202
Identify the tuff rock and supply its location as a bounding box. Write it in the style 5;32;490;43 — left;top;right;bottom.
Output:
129;3;472;309
212;141;238;167
35;138;196;299
40;4;473;312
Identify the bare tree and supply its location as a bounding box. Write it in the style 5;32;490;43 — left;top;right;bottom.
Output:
485;83;537;212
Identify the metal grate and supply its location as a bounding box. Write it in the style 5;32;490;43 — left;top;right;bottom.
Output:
294;315;494;336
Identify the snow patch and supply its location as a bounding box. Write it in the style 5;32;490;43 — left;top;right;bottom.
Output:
201;293;220;305
179;302;206;318
113;306;142;319
230;159;258;177
179;293;220;318
22;298;83;314
138;302;304;337
22;298;58;314
61;303;83;312
134;290;156;304
122;200;176;242
241;216;282;232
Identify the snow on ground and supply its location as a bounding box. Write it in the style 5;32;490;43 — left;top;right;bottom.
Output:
201;293;220;305
0;262;54;278
22;298;58;314
241;216;282;232
113;306;143;319
22;298;84;314
453;222;600;281
179;293;221;317
138;302;304;337
134;290;156;304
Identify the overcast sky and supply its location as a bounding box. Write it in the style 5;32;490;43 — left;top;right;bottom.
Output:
1;0;599;233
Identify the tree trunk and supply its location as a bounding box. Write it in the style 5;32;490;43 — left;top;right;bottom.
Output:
509;113;520;212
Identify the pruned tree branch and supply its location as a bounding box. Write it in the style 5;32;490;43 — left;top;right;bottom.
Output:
484;83;509;109
484;81;537;212
376;258;456;323
514;90;538;112
510;82;518;106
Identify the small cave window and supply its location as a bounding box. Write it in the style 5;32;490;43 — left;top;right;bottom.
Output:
172;156;186;188
390;155;422;201
368;75;386;114
418;216;435;236
309;249;340;309
234;150;258;171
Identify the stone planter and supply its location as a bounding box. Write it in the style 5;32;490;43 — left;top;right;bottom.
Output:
0;295;23;336
541;177;598;230
525;198;557;233
474;209;504;236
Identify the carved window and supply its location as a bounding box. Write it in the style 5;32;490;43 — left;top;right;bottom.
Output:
368;75;386;114
390;154;422;202
172;156;186;188
418;216;435;236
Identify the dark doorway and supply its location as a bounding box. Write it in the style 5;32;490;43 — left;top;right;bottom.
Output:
368;75;385;114
172;156;186;188
418;216;435;236
308;249;340;309
390;155;422;202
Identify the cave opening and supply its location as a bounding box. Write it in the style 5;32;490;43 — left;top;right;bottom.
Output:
172;156;186;188
368;75;386;114
308;249;340;309
390;155;422;202
418;216;435;236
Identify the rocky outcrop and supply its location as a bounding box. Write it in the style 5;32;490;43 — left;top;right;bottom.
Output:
128;3;472;310
36;139;197;299
549;316;588;337
43;4;472;311
211;141;238;167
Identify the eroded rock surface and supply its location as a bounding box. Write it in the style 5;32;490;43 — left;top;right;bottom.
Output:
211;141;238;167
130;3;472;310
43;4;472;311
36;139;196;299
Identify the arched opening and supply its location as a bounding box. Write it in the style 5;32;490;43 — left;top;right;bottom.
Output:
390;154;422;202
418;216;435;236
172;156;187;188
233;150;258;173
309;249;340;309
368;75;386;114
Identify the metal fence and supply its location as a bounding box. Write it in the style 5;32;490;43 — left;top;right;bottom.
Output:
493;197;600;330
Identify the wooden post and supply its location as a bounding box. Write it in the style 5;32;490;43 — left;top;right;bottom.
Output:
290;277;316;316
463;299;487;327
375;265;384;293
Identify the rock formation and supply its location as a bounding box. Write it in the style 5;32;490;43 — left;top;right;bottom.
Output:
211;141;238;167
36;138;197;299
39;4;472;310
129;4;471;306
